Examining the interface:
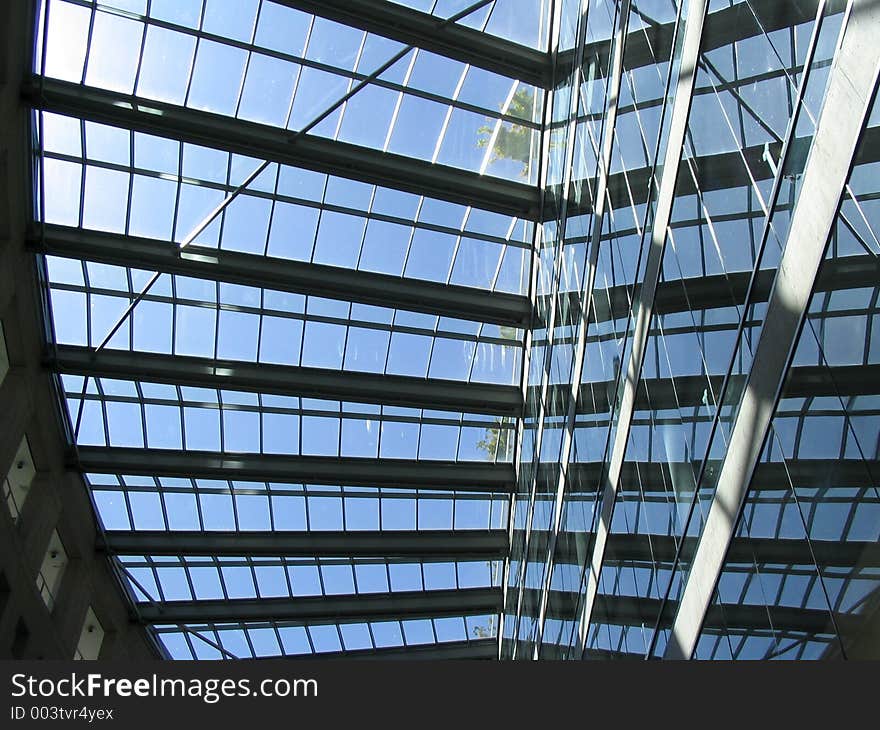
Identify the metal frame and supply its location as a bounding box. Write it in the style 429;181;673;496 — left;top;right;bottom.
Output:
277;0;550;88
554;0;844;83
23;77;541;220
541;364;880;415
664;0;880;659
30;225;532;328
540;591;854;635
25;0;880;660
274;637;498;660
576;0;710;653
566;254;880;326
100;529;509;560
72;446;516;492
541;460;880;492
50;345;523;417
531;0;634;658
552;124;880;220
136;586;502;624
505;0;592;656
544;532;880;567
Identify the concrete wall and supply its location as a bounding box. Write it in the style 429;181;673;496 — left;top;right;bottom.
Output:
0;0;156;660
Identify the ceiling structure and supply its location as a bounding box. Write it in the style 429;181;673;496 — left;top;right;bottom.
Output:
26;0;549;660
22;0;880;661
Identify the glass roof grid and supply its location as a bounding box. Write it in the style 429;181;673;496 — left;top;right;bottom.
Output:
41;0;542;181
38;139;529;252
31;0;535;658
45;266;524;388
387;0;550;51
150;611;499;658
86;473;507;533
37;130;534;304
115;555;500;603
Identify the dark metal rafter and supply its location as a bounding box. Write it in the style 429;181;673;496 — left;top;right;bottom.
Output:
28;224;532;328
136;587;502;624
536;590;857;635
101;529;509;560
577;255;880;326
50;345;524;417
543;532;880;568
23;77;541;220
277;0;550;88
272;637;498;660
534;460;880;492
73;447;517;493
545;363;880;416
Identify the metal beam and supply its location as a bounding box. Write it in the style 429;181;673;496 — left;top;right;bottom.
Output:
559;0;846;81
544;364;880;415
51;345;524;418
531;0;634;659
101;529;509;560
578;254;880;325
577;0;709;652
274;637;498;660
539;590;853;635
72;447;517;493
277;0;549;88
536;460;880;493
135;587;502;624
545;532;880;568
501;637;642;660
22;77;541;220
555;124;880;219
29;225;532;328
665;1;880;660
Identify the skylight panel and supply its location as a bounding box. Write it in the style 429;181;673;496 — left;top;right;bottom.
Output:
61;376;517;461
388;0;551;51
36;112;533;296
39;0;543;182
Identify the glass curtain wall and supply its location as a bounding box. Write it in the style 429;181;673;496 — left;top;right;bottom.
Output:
505;0;880;660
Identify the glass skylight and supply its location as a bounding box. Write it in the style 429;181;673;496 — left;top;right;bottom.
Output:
37;113;534;294
31;0;533;659
154;614;499;659
87;473;509;532
388;0;551;50
61;376;516;461
37;0;543;183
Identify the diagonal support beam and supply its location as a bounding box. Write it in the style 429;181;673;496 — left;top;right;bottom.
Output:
22;77;541;220
277;0;550;88
50;345;523;417
72;447;517;493
28;225;532;328
135;587;502;624
100;529;509;561
575;0;710;653
664;0;880;660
